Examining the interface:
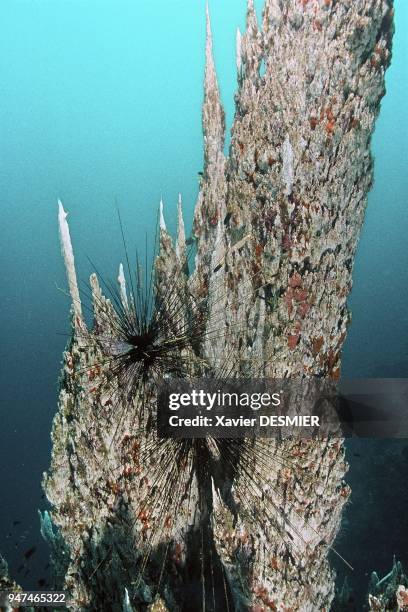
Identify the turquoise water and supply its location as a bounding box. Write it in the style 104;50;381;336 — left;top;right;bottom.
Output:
0;0;407;599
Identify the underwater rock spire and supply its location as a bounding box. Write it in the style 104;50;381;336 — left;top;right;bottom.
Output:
210;0;394;608
193;3;228;279
236;27;242;75
158;195;175;258
156;195;186;298
117;262;129;310
159;196;166;232
45;2;394;611
241;0;262;80
175;193;186;262
122;588;133;612
157;195;176;279
57;200;83;326
203;3;225;167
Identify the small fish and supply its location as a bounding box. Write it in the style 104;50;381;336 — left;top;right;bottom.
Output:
24;569;30;578
24;546;36;559
12;520;22;526
17;564;24;573
44;563;50;570
353;452;361;458
37;579;46;587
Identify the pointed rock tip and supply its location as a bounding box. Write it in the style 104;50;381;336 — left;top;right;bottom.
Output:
159;197;166;231
204;1;221;98
118;262;125;282
206;2;211;29
247;0;259;28
58;199;67;219
236;28;242;71
206;2;213;51
177;196;185;235
176;194;186;261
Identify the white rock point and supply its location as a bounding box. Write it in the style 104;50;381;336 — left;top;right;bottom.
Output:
176;193;186;260
117;262;129;310
57;199;83;323
236;28;242;73
159;196;166;231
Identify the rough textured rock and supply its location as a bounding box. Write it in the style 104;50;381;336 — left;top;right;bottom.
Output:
0;554;29;612
43;1;393;610
367;558;408;611
0;553;20;592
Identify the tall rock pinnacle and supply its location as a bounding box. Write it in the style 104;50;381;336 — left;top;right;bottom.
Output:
203;3;225;167
44;2;394;610
58;200;83;327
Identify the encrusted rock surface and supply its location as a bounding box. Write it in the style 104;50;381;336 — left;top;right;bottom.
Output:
0;553;20;592
43;1;393;610
0;555;30;612
367;557;408;611
191;1;393;609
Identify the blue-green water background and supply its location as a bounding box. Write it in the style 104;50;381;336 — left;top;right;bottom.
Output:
0;0;407;603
